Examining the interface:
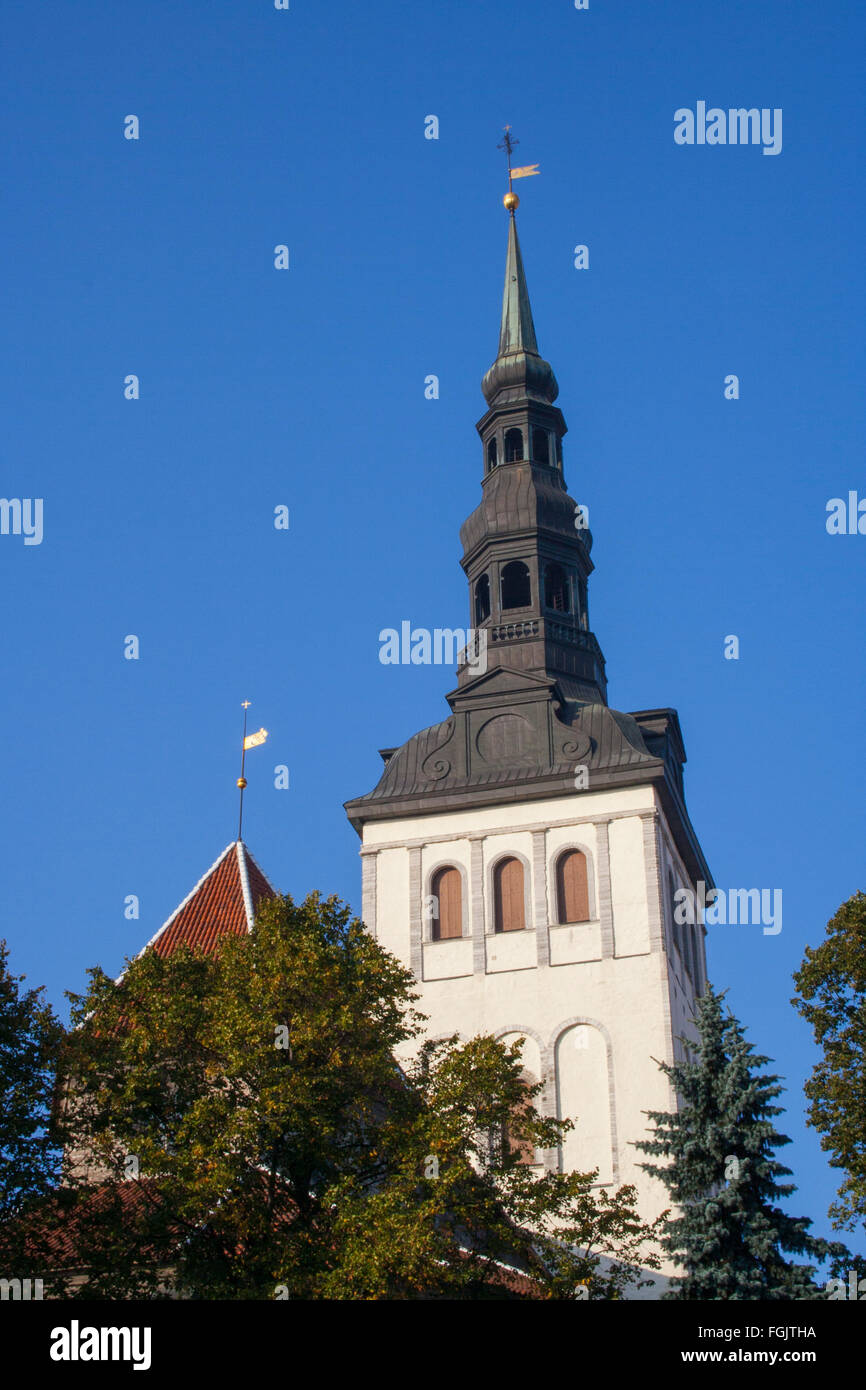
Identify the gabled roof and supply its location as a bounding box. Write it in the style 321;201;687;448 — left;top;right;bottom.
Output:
139;841;276;959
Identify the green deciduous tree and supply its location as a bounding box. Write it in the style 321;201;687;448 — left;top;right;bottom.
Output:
320;1032;660;1299
793;891;866;1235
637;984;842;1299
0;940;68;1281
0;940;64;1220
63;892;660;1299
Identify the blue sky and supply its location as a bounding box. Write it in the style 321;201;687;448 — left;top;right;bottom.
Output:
1;0;863;1253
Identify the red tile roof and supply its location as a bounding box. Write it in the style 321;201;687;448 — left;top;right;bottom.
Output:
2;1180;175;1270
9;1180;542;1296
5;1174;299;1273
142;841;276;958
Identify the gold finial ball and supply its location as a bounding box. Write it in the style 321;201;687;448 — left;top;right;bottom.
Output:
503;191;519;211
237;777;247;790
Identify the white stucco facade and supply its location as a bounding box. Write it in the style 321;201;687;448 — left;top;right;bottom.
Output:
359;781;707;1246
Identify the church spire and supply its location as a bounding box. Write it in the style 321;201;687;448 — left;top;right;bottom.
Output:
458;187;608;707
481;206;558;408
497;211;539;358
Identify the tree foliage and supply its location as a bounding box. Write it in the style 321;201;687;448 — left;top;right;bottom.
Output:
61;892;660;1299
0;940;64;1220
793;890;866;1234
637;984;843;1299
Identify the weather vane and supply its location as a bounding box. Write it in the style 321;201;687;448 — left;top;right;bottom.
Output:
236;700;268;842
497;125;539;212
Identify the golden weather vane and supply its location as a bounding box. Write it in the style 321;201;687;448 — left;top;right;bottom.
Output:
236;701;268;842
497;125;540;212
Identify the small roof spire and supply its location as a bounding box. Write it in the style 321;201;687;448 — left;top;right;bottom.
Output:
236;701;269;842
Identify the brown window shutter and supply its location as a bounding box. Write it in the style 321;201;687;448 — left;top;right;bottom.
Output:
504;1078;536;1165
494;857;525;933
432;867;462;941
556;850;590;923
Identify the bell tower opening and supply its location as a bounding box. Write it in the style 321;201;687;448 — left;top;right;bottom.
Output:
544;563;570;613
504;428;523;462
475;573;491;624
501;561;531;611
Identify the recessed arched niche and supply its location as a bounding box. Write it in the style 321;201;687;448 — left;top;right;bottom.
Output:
554;1023;614;1184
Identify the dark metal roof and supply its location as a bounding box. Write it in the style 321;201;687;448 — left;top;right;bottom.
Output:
346;689;656;820
459;456;587;562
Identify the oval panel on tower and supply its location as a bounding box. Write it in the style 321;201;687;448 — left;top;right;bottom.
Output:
475;712;537;766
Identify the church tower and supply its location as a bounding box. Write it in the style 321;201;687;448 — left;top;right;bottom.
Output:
344;197;713;1237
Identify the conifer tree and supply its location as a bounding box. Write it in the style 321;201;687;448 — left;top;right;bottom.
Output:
637;984;843;1299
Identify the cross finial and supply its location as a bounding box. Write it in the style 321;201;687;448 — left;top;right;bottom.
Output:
497;126;539;213
498;125;518;194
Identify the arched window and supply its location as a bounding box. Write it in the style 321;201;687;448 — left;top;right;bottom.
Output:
502;1074;536;1166
556;850;590;923
431;866;462;941
501;560;530;610
474;574;490;624
504;427;523;462
544;563;570;613
532;427;549;464
486;438;497;472
494;857;525;933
